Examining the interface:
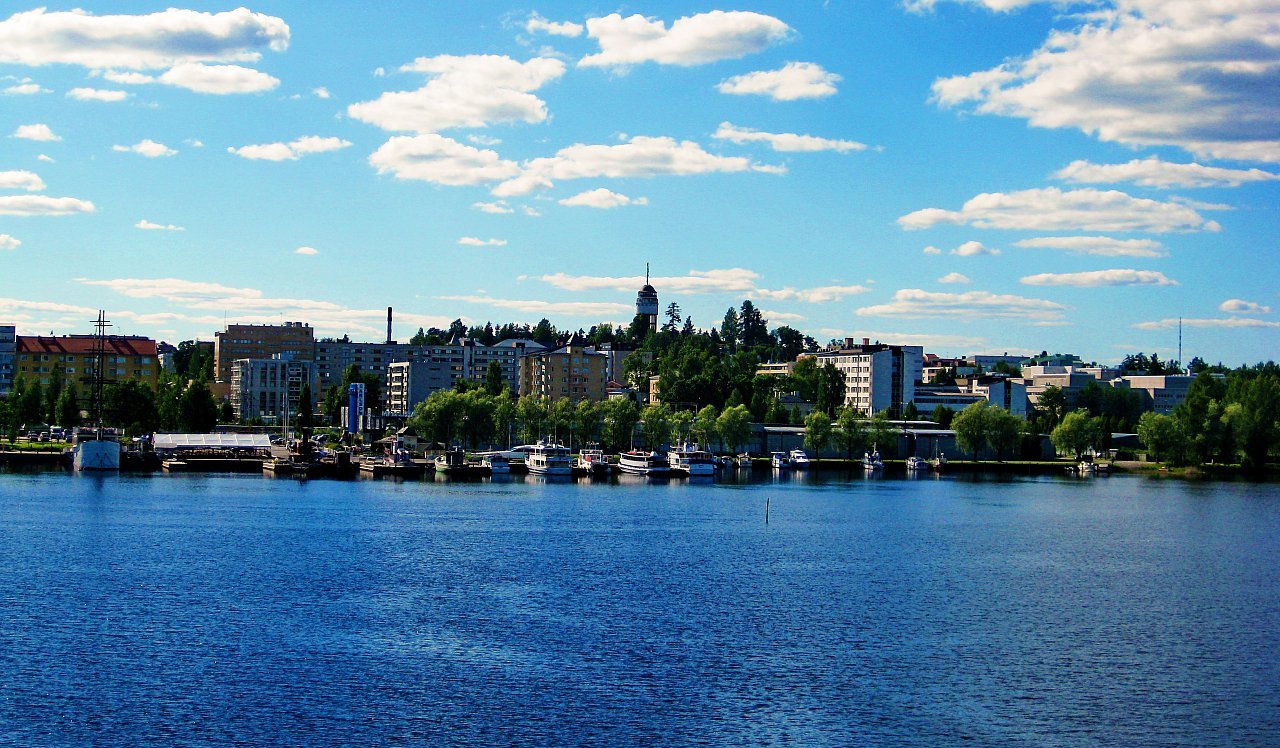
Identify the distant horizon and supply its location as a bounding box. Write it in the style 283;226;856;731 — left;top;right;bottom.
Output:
1;3;1276;365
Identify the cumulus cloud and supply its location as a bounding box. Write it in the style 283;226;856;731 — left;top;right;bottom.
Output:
580;11;792;68
36;154;53;163
135;219;183;231
439;294;631;318
905;0;1055;11
931;1;1280;162
898;187;1220;233
1020;269;1179;287
458;237;508;247
1220;299;1271;315
922;246;943;255
763;310;806;322
938;272;971;284
1013;236;1167;258
158;63;278;94
1135;317;1280;330
4;82;47;94
101;71;155;84
67;87;128;102
114;139;176;158
12;124;59;141
857;288;1069;321
312;87;331;99
754;285;871;303
369;134;520;186
228;136;352;161
713;122;865;153
0;7;289;70
526;13;583;37
348;55;565;133
494;135;779;196
472;200;514;214
537;268;868;303
0;234;20;250
0;195;94;216
558;188;648;208
295;246;318;255
951;241;1000;256
717;61;840;100
0;170;45;191
1056;157;1280;189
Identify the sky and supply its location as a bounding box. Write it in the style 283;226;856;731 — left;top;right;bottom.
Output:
1;0;1277;366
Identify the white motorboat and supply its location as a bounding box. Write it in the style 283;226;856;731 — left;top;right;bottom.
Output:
668;443;717;477
618;450;669;476
481;453;510;474
863;448;884;470
735;453;752;468
905;456;927;471
575;444;612;476
788;449;811;469
526;440;573;476
770;451;790;469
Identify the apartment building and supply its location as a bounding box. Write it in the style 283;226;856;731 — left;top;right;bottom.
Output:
519;340;610;403
0;324;15;396
214;322;314;384
229;355;316;424
16;335;160;390
813;338;924;417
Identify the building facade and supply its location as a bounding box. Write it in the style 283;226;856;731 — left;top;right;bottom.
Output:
229;355;316;424
814;339;924;417
0;324;15;396
214;322;315;384
15;335;160;390
519;341;610;403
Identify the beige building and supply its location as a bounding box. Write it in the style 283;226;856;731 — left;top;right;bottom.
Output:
214;322;314;384
16;334;160;390
519;341;610;403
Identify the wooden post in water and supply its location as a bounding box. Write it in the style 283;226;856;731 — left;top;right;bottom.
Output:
765;496;770;524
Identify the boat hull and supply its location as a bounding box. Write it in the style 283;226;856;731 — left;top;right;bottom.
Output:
73;440;121;471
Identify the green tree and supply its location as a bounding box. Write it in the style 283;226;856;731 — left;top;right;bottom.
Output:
601;398;641;452
693;404;719;448
1051;410;1103;461
516;395;549;443
55;382;82;429
639;403;673;450
177;381;219;433
547;397;574;445
105;379;159;436
1138;412;1185;465
932;405;955;429
814;362;845;417
901;401;920;422
867;410;897;456
719;308;741;352
1232;375;1280;468
492;391;516;448
483;360;506;397
989;408;1024;461
1036;386;1068;431
804;410;832;456
670;409;694;445
953;401;993;460
573;399;602;448
833;407;867;461
716;404;751;453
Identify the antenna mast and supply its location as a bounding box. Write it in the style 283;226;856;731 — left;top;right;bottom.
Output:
645;262;650;285
1178;317;1183;372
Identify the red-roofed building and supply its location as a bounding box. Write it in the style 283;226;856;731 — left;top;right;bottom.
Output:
16;335;160;390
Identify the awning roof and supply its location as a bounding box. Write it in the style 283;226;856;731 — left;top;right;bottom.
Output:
153;433;273;450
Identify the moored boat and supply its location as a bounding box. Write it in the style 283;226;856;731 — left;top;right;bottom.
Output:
863;448;884;470
770;451;790;469
618;450;669;476
526;440;573;476
668;443;717;477
788;449;811;469
575;444;612;476
481;453;510;474
905;456;927;471
435;447;490;477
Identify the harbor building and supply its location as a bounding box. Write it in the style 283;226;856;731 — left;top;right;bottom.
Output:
229;354;316;425
814;338;924;417
214;322;315;385
15;334;160;390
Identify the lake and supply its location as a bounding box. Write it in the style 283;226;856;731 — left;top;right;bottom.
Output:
0;468;1276;746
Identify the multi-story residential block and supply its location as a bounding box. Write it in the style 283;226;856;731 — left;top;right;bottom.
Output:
16;335;160;390
0;324;15;396
214;322;314;384
813;338;924;417
229;354;316;424
520;339;610;403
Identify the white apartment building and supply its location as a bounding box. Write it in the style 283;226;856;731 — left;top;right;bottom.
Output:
814;339;924;417
230;354;316;424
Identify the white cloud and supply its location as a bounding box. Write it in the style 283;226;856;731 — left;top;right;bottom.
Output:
113;139;176;158
537;268;867;303
1013;236;1167;258
67;87;128;102
1020;269;1178;287
951;240;1000;256
526;13;583;37
558;188;649;209
717;62;841;100
295;246;318;255
312;87;331;99
0;234;19;250
931;1;1280;162
12;124;59;141
135;219;183;231
521;205;542;217
763;310;806;322
494;135;779;196
369;134;520;186
0;170;45;191
36;154;53;163
0;195;94;216
938;272;971;284
472;200;514;214
1220;299;1271;315
102;71;155;84
580;11;792;68
857;288;1069;321
439;294;631;318
923;246;943;255
0;7;289;70
348;55;565;133
898;187;1220;233
458;237;508;247
184;139;204;148
712;122;865;153
4;82;47;95
755;285;871;303
228;136;352;161
159;63;279;94
468;134;502;146
1056;157;1280;189
905;0;1058;11
1135;317;1280;330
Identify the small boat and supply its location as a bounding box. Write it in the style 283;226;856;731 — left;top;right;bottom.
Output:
735;453;752;468
863;448;884;470
788;449;811;470
435;447;490;477
905;456;927;471
1076;460;1099;475
526;440;573;476
770;451;790;469
930;452;947;471
618;450;670;476
668;443;717;477
481;453;510;474
360;450;423;478
575;443;612;476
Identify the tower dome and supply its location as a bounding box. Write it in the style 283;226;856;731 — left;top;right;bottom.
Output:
636;263;659;327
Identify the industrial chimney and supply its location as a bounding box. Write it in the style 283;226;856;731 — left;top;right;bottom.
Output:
386;307;393;344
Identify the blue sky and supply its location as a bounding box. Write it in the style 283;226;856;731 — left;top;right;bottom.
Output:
1;1;1277;365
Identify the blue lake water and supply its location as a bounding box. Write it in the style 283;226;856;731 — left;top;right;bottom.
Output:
0;468;1277;746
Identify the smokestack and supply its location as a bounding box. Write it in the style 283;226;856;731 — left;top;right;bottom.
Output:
386;307;393;344
863;337;870;346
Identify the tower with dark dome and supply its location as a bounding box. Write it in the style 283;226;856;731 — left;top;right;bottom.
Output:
635;263;659;330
